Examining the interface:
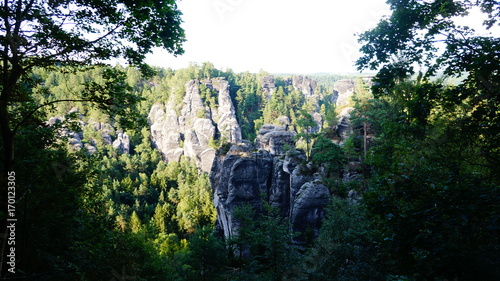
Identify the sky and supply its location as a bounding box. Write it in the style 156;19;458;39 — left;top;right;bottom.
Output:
144;0;392;74
144;0;499;75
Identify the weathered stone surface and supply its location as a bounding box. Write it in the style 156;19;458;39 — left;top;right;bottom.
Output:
211;78;242;144
290;75;317;97
46;112;130;154
260;75;276;100
256;124;295;155
113;132;130;154
290;165;316;204
149;78;241;172
290;181;330;241
211;126;331;245
333;79;355;108
84;143;97;154
211;147;273;238
283;152;304;174
335;107;354;144
269;158;290;215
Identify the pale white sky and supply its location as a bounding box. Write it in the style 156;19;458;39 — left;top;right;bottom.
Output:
145;0;391;74
144;0;498;74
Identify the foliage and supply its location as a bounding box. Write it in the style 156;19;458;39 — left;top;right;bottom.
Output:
304;197;381;281
230;203;300;281
311;134;345;177
294;110;320;161
184;226;227;281
199;83;218;110
355;2;500;279
0;2;185;276
357;0;500;169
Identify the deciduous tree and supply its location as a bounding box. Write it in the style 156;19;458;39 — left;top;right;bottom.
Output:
0;0;185;275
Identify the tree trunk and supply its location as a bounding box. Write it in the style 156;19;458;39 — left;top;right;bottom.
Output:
363;122;367;159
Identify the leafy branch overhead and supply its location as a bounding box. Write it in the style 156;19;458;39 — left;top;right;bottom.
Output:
357;0;499;93
1;0;185;70
356;0;500;168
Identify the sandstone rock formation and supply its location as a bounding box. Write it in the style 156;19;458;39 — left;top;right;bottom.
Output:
332;79;355;108
262;75;317;99
47;114;130;154
331;78;374;145
260;75;276;100
113;132;130;154
148;78;242;172
211;125;331;245
288;75;317;97
255;124;295;155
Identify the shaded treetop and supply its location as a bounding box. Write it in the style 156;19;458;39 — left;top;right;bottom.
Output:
1;0;185;73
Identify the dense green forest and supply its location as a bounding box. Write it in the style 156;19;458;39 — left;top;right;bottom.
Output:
1;0;499;280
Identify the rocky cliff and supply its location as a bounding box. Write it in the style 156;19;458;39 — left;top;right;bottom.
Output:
47;110;130;154
148;78;242;172
260;75;276;100
332;78;374;143
211;124;331;244
287;75;317;97
261;75;318;99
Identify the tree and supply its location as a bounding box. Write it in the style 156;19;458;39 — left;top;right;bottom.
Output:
295;110;319;161
0;0;185;275
129;211;142;233
305;197;380;281
186;226;227;281
230;203;298;280
311;134;345;178
356;2;500;279
356;0;500;170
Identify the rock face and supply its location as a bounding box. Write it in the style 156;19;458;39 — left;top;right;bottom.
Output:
47;113;130;154
113;132;130;154
331;78;374;144
148;78;242;172
211;126;331;245
260;75;276;100
332;79;355;108
262;75;317;99
256;124;295;155
291;180;331;240
288;76;317;97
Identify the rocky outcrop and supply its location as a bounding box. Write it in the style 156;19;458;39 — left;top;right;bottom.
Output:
47;113;130;154
211;143;273;238
335;107;354;143
211;126;331;245
291;180;330;240
332;79;355;108
148;78;242;172
288;76;317;97
262;75;317;99
331;78;374;145
255;124;295;155
260;75;276;100
113;132;130;154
